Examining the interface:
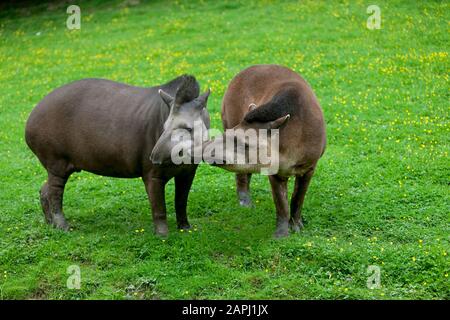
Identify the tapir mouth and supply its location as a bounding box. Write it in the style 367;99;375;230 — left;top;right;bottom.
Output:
208;159;226;167
150;156;176;166
149;152;160;164
201;150;226;165
149;152;170;165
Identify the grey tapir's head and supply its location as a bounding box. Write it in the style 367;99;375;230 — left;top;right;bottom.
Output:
151;76;210;165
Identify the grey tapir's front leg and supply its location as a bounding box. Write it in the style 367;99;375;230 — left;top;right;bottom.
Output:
144;176;169;237
174;170;197;230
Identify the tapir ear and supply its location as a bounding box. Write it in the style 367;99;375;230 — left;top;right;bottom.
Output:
248;103;257;112
269;114;290;129
158;89;174;108
175;75;200;106
196;89;211;109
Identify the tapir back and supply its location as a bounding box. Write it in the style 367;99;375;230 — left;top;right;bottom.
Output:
25;79;168;178
221;64;326;175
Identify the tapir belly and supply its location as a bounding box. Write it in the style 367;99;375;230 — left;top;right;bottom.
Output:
28;115;153;178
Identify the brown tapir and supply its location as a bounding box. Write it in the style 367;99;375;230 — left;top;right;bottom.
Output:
204;64;326;238
25;75;210;237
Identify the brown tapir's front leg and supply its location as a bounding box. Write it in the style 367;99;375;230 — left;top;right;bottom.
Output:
290;169;315;232
144;176;169;237
268;174;290;238
236;173;252;207
174;169;197;230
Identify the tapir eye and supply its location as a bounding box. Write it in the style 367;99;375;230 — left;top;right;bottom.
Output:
185;127;193;132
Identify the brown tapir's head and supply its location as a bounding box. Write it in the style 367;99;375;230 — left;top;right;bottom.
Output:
202;103;290;175
150;76;210;165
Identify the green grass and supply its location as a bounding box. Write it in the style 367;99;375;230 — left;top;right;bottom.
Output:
0;0;448;299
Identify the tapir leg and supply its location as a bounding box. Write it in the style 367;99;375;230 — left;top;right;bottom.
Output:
41;172;70;230
174;170;196;230
290;169;314;232
144;176;169;237
268;174;289;238
40;182;51;224
236;173;252;207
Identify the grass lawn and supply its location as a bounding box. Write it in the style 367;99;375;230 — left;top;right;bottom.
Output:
0;0;448;299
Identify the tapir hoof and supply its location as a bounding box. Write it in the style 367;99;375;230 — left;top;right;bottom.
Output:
273;229;289;238
52;214;70;231
154;223;169;237
289;219;304;233
238;192;253;207
273;220;289;238
177;223;191;230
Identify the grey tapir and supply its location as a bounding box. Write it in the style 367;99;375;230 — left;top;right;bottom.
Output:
205;65;326;237
25;75;210;237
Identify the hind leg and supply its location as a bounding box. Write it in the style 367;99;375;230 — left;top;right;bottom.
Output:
236;173;252;207
269;174;290;238
42;171;70;230
40;182;51;224
290;169;314;233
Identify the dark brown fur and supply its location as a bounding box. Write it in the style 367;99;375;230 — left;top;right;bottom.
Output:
244;87;300;123
221;64;326;237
